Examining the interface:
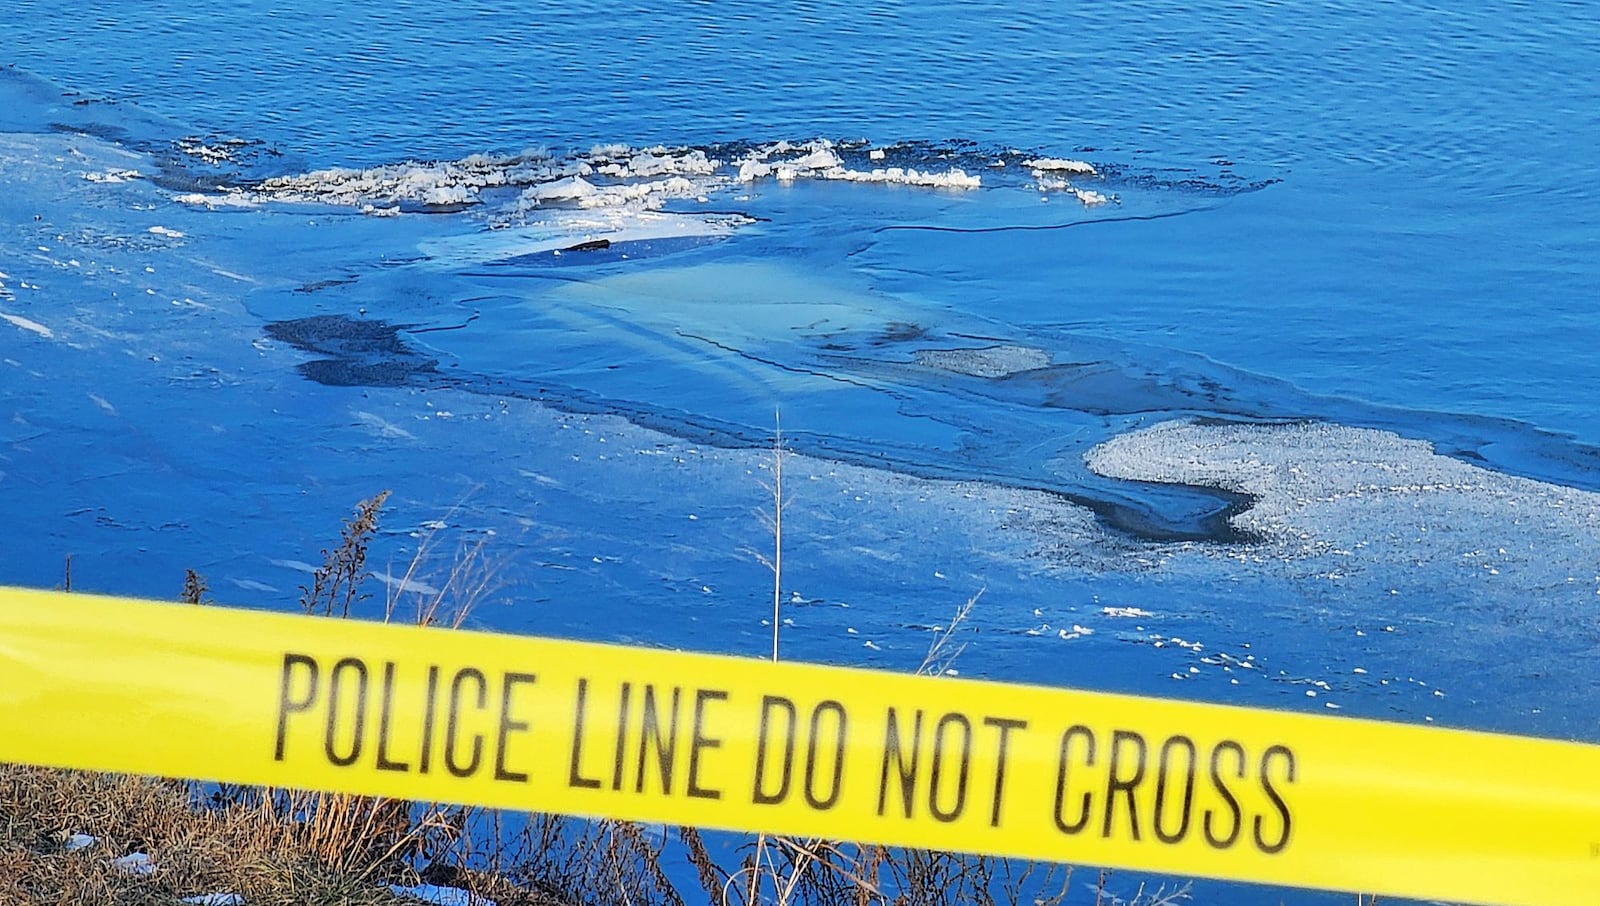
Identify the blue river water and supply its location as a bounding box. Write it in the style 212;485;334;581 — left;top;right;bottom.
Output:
3;3;1600;903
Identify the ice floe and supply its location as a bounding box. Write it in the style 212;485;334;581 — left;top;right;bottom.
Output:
170;139;1119;218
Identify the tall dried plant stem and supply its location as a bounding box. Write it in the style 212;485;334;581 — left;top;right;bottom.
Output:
748;413;787;906
769;415;783;664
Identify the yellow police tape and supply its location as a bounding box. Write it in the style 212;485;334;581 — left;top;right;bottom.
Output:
2;586;1598;906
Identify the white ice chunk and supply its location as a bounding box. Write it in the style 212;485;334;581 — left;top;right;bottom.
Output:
174;191;260;208
84;169;141;183
1024;157;1097;175
1;312;54;338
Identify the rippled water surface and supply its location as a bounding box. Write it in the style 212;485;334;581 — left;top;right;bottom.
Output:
3;3;1599;903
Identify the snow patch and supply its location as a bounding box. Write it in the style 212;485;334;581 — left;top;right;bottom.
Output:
64;833;96;852
112;852;155;875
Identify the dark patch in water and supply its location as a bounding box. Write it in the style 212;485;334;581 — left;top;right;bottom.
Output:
264;315;438;387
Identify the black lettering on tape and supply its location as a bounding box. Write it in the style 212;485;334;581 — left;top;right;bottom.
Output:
610;682;634;791
419;665;441;774
325;657;370;768
1204;740;1246;849
686;689;727;800
983;717;1027;828
446;667;488;778
1052;724;1095;835
274;653;319;761
635;685;681;795
495;672;536;783
375;662;410;773
568;678;602;790
1152;735;1197;844
1103;730;1147;841
804;700;847;810
752;695;798;805
928;712;972;823
877;707;923;818
1255;744;1296;854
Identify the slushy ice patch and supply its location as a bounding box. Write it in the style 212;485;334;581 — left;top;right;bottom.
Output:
1088;419;1600;594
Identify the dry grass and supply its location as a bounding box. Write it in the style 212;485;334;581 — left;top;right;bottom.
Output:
0;764;405;905
300;490;390;619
